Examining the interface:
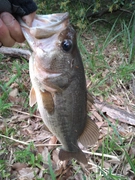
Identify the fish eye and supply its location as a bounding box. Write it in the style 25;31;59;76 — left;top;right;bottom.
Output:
61;39;72;52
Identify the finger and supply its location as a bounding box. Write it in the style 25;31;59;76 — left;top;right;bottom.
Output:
0;12;25;43
0;18;15;47
22;12;36;26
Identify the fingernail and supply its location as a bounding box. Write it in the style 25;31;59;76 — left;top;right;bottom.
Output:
1;13;15;26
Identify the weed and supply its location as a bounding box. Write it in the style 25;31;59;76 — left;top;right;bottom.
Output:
48;153;56;180
15;143;36;164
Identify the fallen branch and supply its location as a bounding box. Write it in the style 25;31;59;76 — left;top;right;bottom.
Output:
0;133;61;147
83;150;120;162
0;47;31;60
9;107;41;119
94;100;135;126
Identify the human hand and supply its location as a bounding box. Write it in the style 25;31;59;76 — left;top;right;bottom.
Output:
0;11;36;47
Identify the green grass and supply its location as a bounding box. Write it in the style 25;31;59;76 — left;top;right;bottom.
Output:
77;14;135;98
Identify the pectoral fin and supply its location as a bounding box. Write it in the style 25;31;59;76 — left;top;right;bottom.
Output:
29;87;37;107
40;90;54;114
78;116;99;147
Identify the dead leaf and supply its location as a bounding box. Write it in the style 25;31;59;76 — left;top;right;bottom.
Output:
123;163;131;176
41;147;49;162
18;167;39;179
129;147;135;158
96;121;104;128
92;110;103;122
9;88;18;102
12;163;27;171
10;83;18;89
99;160;111;169
0;122;6;132
48;136;58;151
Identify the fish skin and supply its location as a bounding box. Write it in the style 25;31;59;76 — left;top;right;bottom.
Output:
20;13;99;164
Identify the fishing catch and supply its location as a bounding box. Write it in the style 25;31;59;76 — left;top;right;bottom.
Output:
20;13;99;164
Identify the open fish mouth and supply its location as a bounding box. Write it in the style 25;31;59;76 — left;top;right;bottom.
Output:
19;12;70;53
19;12;69;38
30;12;69;39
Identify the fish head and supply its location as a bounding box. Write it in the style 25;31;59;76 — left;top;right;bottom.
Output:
20;13;79;74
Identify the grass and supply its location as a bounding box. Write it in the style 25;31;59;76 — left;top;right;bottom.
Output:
0;1;135;179
78;14;135;99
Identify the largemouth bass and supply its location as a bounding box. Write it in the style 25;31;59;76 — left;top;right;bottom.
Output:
20;13;99;164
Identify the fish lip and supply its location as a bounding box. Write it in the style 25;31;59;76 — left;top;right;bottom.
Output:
35;12;69;27
53;12;69;26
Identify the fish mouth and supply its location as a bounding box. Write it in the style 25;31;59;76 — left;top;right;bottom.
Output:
30;12;69;38
19;12;70;52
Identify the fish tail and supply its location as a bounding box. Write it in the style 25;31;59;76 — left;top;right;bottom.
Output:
59;148;87;164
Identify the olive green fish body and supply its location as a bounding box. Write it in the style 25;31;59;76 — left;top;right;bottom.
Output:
21;13;99;164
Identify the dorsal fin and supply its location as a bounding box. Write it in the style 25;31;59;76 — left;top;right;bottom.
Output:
29;87;37;107
78;116;99;147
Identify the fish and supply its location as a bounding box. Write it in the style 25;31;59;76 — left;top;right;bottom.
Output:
20;12;99;164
